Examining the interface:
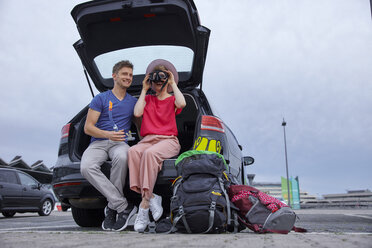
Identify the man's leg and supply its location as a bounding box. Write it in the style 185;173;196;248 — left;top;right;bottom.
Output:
80;140;128;212
107;140;138;231
107;140;131;212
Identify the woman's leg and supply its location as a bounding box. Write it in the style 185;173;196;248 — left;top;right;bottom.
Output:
139;136;180;201
128;137;153;194
134;136;180;231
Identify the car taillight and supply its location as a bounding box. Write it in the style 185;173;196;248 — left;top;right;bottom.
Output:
53;182;82;188
61;123;71;139
110;17;121;22
200;115;225;133
144;13;156;18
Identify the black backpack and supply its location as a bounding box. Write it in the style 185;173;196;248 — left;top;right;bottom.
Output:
169;151;236;233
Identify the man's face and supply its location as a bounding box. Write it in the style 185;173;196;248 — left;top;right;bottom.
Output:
113;67;133;89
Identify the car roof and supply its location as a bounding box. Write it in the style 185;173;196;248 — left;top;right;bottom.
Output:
0;167;17;172
71;0;210;93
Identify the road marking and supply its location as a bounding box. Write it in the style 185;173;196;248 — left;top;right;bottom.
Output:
0;225;78;232
0;229;371;235
344;214;372;220
305;232;372;235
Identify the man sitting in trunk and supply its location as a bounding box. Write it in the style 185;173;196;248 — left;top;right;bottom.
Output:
80;60;138;232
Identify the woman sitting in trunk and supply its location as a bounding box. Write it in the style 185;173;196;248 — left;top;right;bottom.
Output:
128;59;186;232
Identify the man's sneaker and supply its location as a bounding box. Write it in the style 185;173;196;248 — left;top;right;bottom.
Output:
134;207;150;232
102;206;117;231
112;203;138;232
149;193;163;221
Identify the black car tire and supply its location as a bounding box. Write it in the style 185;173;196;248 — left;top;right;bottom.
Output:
71;207;104;227
38;199;53;216
2;211;16;218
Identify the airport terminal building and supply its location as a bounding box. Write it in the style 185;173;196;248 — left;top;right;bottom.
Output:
248;174;372;208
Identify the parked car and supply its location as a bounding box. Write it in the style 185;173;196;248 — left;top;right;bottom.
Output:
52;0;254;227
0;168;55;217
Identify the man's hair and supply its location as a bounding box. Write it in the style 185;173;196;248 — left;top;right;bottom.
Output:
112;60;134;74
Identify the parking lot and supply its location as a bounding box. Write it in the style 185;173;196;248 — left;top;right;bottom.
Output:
0;208;371;248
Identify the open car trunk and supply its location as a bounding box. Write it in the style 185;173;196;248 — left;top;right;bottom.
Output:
71;0;210;94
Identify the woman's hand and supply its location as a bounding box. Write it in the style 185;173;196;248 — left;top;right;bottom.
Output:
166;69;176;86
165;69;186;109
142;74;151;91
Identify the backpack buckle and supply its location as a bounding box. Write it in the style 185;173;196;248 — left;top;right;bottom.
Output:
210;201;216;211
178;205;184;215
145;222;156;234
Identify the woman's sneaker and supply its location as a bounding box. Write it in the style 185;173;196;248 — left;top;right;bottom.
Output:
102;206;117;231
134;207;150;232
149;193;163;221
113;203;138;232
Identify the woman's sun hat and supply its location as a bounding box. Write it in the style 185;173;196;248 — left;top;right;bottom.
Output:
146;59;179;92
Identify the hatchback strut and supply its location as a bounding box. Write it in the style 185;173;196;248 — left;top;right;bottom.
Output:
83;68;95;98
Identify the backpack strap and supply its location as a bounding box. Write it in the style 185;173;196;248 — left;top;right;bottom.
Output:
172;178;183;193
261;226;307;234
262;211;273;229
233;210;239;233
203;201;217;233
292;226;307;232
167;214;180;234
168;179;189;234
218;178;231;225
179;206;192;233
237;215;260;233
167;205;192;234
262;228;290;234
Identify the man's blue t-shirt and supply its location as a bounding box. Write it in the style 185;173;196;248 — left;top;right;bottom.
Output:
89;90;137;143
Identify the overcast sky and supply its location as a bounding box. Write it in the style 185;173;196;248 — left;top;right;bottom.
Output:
1;0;371;197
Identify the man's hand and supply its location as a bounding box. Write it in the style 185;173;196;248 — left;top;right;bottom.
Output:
107;129;126;142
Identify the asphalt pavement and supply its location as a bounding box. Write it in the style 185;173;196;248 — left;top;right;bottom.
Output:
0;208;371;248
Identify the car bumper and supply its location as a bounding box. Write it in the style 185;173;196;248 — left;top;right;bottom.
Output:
52;159;178;208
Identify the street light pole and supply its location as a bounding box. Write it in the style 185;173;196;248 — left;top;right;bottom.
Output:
282;118;291;208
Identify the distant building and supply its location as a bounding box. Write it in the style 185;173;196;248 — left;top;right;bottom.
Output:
246;174;371;208
0;156;52;183
300;191;318;203
30;160;51;173
322;189;372;208
8;156;30;170
0;158;8;166
251;182;283;200
248;174;317;206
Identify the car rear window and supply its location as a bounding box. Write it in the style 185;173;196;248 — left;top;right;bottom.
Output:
94;45;194;79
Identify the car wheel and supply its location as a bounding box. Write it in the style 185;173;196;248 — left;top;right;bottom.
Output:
2;211;16;218
71;207;104;227
38;199;53;216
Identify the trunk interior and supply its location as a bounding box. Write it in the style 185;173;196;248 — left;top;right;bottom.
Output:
73;93;199;160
